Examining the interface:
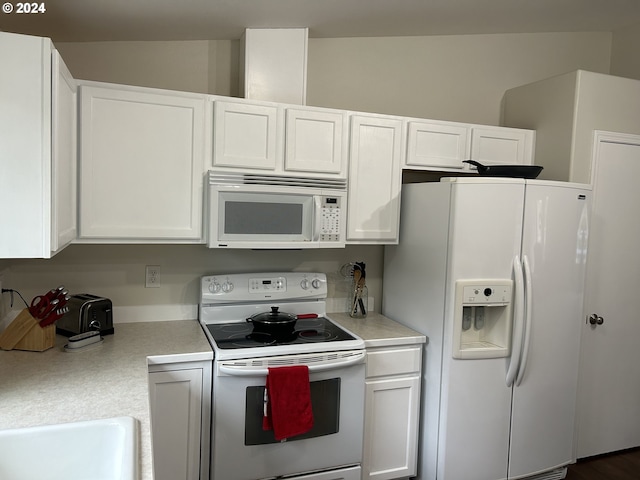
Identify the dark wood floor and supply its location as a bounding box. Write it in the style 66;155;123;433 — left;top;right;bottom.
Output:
566;448;640;479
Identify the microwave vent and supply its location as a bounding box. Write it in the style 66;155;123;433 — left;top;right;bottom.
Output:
209;172;347;190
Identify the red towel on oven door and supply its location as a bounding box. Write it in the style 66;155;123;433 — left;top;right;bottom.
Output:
262;365;314;440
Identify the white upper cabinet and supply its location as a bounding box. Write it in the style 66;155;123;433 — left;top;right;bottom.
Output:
348;114;403;244
52;51;78;253
284;106;347;176
213;100;280;171
404;119;534;172
406;121;470;170
79;83;207;242
211;98;348;178
0;32;77;258
470;126;534;166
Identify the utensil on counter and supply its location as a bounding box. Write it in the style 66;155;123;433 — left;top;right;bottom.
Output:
463;160;543;179
351;262;367;317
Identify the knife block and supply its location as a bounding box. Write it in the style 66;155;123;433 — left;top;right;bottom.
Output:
0;308;55;352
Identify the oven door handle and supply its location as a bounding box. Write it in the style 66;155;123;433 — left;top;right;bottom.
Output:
218;351;365;376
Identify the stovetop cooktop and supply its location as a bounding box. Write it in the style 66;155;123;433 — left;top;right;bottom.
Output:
206;317;356;350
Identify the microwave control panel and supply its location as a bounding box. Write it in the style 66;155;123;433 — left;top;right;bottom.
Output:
320;196;342;242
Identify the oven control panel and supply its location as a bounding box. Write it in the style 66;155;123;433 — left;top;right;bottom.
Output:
201;272;327;303
249;276;287;293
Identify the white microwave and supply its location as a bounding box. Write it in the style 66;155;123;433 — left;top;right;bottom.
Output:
207;172;347;249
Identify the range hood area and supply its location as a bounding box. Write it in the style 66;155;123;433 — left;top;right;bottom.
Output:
239;28;308;105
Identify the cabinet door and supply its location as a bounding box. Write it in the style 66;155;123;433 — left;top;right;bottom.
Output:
213;100;279;171
470;126;533;166
285;107;346;176
0;33;52;258
363;375;420;480
149;368;203;480
405;121;470;170
79;85;205;240
348;115;403;243
51;51;77;253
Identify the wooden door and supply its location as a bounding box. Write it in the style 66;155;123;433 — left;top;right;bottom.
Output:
576;131;640;458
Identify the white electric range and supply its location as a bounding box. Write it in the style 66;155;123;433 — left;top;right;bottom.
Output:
199;272;365;480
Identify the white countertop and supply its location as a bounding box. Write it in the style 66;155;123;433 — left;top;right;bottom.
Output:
328;311;427;347
0;320;213;480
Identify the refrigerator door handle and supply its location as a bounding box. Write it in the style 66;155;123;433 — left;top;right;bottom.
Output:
516;255;533;386
507;255;525;387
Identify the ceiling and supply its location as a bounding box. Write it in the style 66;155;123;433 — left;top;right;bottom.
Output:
3;0;640;42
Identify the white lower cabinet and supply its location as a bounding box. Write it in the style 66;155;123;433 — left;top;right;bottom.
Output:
148;361;211;480
363;346;422;480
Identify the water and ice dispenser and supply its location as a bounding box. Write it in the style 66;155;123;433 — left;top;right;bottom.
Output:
452;280;513;359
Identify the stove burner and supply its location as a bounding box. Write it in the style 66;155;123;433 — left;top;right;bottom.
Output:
247;331;298;345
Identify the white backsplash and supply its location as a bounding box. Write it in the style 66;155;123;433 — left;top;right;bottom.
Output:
4;244;383;324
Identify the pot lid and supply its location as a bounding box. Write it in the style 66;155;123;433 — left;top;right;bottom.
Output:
247;306;297;324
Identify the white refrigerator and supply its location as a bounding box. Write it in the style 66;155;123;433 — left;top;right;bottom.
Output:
383;177;590;480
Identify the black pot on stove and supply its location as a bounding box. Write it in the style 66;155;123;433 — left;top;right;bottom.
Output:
246;306;317;337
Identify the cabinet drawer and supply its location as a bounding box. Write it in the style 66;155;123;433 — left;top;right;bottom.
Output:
366;346;422;378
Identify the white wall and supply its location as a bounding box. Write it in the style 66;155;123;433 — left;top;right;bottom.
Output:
56;32;613;126
611;23;640;80
307;32;612;125
57;40;213;94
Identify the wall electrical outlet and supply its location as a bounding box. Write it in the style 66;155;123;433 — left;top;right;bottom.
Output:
145;265;161;288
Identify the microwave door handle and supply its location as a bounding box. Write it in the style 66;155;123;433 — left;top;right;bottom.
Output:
217;351;365;376
313;196;322;242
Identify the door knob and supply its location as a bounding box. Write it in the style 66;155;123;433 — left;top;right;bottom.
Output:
588;314;604;326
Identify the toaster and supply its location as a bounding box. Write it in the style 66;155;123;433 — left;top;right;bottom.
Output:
56;294;114;337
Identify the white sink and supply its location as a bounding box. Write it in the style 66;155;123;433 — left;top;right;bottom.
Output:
0;416;138;480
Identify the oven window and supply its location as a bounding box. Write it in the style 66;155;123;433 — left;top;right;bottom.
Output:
245;378;340;445
225;202;303;235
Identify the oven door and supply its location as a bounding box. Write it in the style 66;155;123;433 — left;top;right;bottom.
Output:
212;351;365;480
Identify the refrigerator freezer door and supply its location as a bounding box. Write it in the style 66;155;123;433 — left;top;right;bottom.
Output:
439;180;525;480
507;182;590;478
